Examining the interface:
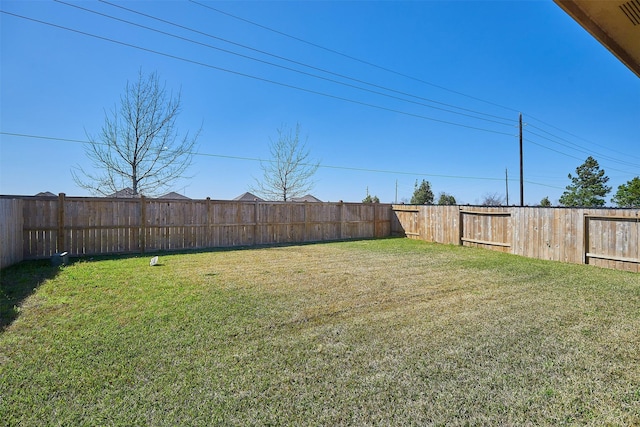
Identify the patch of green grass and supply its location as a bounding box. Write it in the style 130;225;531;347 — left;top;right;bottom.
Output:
0;260;61;330
1;238;639;425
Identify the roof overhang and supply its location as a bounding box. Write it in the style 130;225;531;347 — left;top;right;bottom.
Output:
554;0;640;78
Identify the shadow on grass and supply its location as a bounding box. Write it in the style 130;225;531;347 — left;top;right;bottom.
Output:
0;260;63;332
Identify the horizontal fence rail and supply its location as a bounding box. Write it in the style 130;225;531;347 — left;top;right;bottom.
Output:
4;195;392;264
392;205;640;273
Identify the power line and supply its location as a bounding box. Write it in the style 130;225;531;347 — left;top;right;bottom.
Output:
188;0;521;114
527;125;640;168
0;10;517;138
525;136;637;176
53;0;516;128
8;2;636;172
186;1;640;168
526;129;640;170
4;5;636;183
3;131;561;186
0;132;88;144
96;0;516;124
525;138;584;162
526;114;640;162
522;181;564;190
6;6;634;170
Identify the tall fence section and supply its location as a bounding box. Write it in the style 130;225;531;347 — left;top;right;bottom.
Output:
392;205;639;273
1;194;391;268
1;195;638;272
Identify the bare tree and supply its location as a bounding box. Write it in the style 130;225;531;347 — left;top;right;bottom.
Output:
480;192;505;206
252;123;319;201
73;70;200;196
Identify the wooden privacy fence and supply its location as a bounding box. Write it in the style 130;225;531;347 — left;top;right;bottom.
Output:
2;195;638;273
2;194;392;264
0;198;23;269
392;205;640;273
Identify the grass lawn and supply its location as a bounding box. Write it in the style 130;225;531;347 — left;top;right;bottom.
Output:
1;238;639;426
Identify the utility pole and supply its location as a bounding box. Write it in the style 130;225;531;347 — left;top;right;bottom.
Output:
519;113;524;206
395;179;398;204
505;168;509;206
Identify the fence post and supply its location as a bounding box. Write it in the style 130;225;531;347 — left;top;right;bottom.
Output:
254;200;260;245
372;204;378;237
140;195;146;254
339;201;345;239
583;214;589;265
206;197;212;247
458;207;464;246
57;193;66;253
303;201;308;242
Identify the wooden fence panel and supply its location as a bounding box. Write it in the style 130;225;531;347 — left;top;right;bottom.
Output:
374;203;392;238
306;202;340;241
258;203;304;244
392;206;420;239
565;208;584;265
513;207;560;261
64;198;141;256
460;208;511;253
342;204;373;239
585;211;639;273
0;198;24;269
22;197;58;259
5;196;393;266
392;205;639;272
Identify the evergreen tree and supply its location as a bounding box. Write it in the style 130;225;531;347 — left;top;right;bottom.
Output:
539;196;552;207
410;180;434;205
559;156;611;207
437;192;457;205
362;187;380;203
362;194;380;203
611;176;640;207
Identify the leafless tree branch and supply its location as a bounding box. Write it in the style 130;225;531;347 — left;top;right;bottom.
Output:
73;70;200;197
251;123;320;201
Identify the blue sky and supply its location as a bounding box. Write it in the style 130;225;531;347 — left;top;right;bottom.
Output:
1;0;638;205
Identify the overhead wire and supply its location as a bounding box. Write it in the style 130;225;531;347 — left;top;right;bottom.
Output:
526;114;640;162
0;9;517;137
96;0;516;124
526;129;640;169
2;3;636;188
525;136;637;176
1;131;524;183
6;3;635;165
527;125;640;168
0;130;567;191
53;0;516;128
188;0;522;115
187;0;640;171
